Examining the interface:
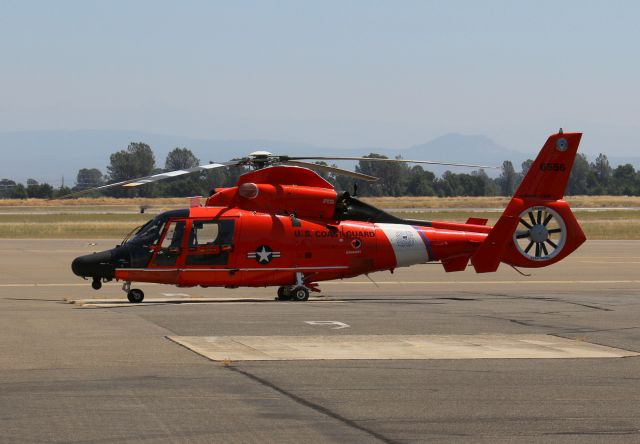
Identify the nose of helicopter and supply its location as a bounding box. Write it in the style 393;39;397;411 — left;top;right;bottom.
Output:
71;249;117;280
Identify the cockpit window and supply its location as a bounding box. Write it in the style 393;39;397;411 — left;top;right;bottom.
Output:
128;209;190;245
160;221;185;249
130;216;166;245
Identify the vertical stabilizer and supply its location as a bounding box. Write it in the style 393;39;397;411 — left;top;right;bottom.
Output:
471;131;586;273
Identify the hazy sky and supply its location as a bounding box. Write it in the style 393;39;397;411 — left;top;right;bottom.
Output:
1;0;639;155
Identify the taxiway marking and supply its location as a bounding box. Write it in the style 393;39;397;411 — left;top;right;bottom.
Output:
305;321;350;330
169;334;639;361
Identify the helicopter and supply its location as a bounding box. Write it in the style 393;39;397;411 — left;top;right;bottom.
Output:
71;130;585;303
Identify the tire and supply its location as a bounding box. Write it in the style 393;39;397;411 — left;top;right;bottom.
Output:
127;289;144;303
277;287;291;301
291;287;309;302
91;279;102;290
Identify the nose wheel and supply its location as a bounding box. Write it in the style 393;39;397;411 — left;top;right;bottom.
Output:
122;282;145;303
127;289;145;303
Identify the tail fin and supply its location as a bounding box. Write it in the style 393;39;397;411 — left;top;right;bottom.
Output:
471;131;586;273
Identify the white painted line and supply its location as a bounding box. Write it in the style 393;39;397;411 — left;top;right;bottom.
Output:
305;321;350;330
71;298;345;307
169;334;640;361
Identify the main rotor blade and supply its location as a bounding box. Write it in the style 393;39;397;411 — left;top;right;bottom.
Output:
123;161;239;187
62;161;239;199
284;156;500;170
282;160;379;182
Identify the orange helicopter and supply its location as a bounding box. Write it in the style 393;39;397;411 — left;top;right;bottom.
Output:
71;130;585;303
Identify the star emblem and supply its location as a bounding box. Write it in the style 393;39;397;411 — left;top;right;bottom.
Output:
256;245;272;263
247;245;281;264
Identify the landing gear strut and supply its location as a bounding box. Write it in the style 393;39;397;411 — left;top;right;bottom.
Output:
122;281;145;303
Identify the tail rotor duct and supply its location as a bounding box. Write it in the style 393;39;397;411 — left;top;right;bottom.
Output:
514;206;566;261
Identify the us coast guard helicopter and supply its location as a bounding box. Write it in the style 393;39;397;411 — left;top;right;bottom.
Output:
71;130;585;303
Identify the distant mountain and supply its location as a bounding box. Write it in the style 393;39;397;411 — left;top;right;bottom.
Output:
397;133;531;176
2;129;637;185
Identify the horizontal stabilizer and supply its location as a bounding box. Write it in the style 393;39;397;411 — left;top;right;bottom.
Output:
442;256;470;272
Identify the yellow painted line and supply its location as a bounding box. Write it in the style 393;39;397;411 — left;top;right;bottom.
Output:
0;283;92;287
578;261;640;264
0;283;160;287
575;256;640;259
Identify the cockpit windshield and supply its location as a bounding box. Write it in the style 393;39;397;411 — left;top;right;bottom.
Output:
126;209;190;246
128;216;166;245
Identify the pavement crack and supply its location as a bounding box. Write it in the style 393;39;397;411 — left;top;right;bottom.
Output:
478;315;595;333
464;292;613;311
228;366;400;444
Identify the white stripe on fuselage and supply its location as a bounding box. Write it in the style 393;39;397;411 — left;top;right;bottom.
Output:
375;223;429;267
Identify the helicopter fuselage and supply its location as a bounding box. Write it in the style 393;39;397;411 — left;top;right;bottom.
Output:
71;132;588;302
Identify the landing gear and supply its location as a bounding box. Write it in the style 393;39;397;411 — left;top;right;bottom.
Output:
276;286;309;301
91;278;102;290
122;281;144;303
276;272;312;302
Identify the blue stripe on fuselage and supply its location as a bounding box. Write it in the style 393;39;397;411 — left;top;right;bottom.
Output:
412;226;436;261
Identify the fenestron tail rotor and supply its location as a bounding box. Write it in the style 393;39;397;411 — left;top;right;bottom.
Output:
513;206;566;261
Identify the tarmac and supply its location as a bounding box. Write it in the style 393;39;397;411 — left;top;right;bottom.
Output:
1;239;640;443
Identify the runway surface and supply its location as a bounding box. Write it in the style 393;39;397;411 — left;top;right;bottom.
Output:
1;239;640;443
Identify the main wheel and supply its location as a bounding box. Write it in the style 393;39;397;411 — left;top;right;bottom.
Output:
91;278;102;290
291;287;309;302
277;286;291;301
127;289;144;303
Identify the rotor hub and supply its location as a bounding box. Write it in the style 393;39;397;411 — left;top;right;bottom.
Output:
529;224;549;243
248;150;273;159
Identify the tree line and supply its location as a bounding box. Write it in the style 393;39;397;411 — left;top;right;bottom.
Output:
1;142;639;199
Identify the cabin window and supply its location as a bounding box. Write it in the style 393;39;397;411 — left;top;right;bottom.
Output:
186;219;235;266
